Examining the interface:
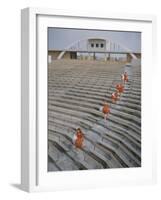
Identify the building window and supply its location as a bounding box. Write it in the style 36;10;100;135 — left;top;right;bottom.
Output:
101;43;104;48
96;43;99;48
91;43;94;48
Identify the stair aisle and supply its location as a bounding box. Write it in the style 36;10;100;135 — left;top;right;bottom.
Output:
48;60;141;171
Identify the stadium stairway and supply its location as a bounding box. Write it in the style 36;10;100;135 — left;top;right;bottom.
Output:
48;60;141;171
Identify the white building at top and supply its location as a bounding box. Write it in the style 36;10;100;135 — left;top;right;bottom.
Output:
48;37;140;62
87;38;107;52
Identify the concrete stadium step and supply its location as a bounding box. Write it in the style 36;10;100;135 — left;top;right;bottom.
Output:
48;105;141;140
48;141;80;171
49;103;140;133
48;156;62;171
49;85;141;98
49;85;141;103
48;125;127;169
48;102;141;134
63;87;140;99
48;109;141;145
49;71;140;78
49;95;141;117
49;134;104;170
97;141;139;168
48;119;140;167
50;91;141;111
49;90;141;116
48;60;141;170
49;111;140;146
49;93;141;113
49;128;123;169
48;97;141;126
49;115;141;160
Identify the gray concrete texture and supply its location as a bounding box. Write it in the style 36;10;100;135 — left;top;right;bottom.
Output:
48;59;141;171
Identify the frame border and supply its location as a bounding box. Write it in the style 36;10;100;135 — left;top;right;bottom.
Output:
21;7;157;192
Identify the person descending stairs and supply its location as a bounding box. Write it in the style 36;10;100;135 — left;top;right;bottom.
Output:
73;128;85;149
102;102;110;121
111;91;119;103
121;72;128;84
116;83;124;97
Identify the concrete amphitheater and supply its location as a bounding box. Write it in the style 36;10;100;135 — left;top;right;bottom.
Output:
48;59;141;171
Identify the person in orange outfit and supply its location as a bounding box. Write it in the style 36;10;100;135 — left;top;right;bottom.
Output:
124;72;128;82
74;128;84;149
116;83;124;95
121;72;128;84
102;102;110;120
111;91;119;103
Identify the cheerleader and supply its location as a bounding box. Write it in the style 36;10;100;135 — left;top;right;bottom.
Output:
121;72;128;84
116;83;124;95
111;91;119;103
101;102;110;121
73;128;84;149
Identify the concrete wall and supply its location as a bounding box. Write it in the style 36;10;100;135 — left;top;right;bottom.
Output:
127;53;141;62
87;39;106;52
62;52;71;59
48;51;77;61
48;50;141;63
48;51;61;60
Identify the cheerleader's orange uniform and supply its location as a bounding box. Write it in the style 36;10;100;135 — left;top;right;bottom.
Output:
75;129;84;149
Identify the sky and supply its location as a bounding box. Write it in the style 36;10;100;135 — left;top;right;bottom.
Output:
48;28;141;52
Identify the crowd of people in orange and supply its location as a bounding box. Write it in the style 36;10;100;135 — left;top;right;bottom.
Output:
102;71;128;121
73;72;128;149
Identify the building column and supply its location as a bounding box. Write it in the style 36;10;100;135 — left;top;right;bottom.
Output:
104;53;107;61
108;53;111;61
127;53;132;62
93;52;96;60
88;52;91;60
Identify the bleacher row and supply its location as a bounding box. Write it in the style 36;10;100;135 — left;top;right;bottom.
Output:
48;60;141;171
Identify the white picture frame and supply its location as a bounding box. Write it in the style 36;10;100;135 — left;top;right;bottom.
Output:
21;7;157;192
